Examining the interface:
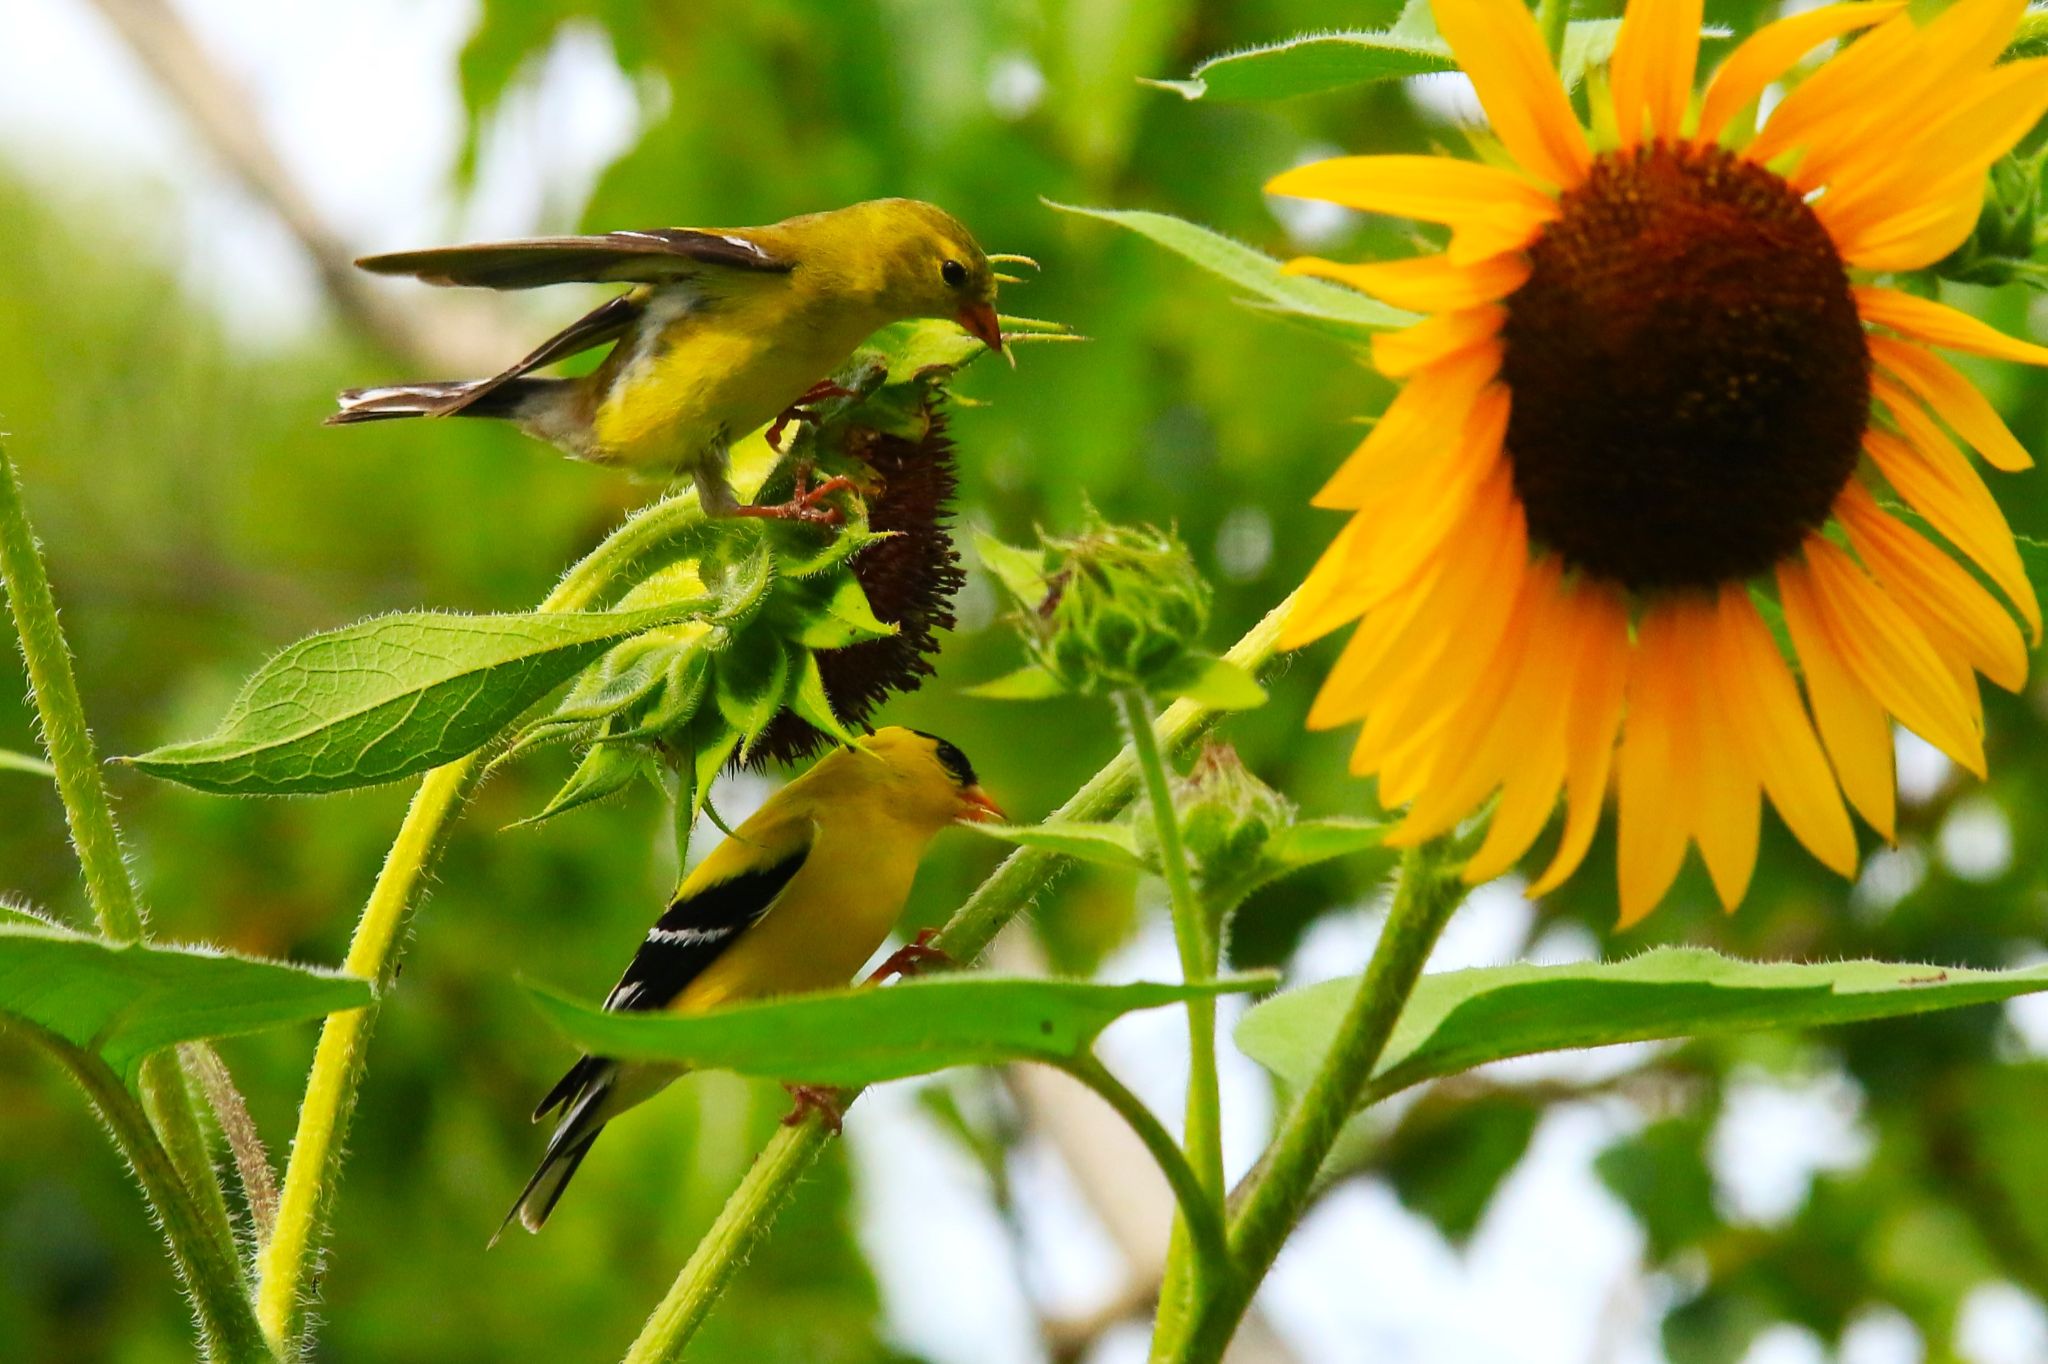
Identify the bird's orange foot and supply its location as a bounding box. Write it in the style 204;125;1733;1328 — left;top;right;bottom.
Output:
733;463;859;526
869;928;953;984
781;1083;846;1134
765;381;859;451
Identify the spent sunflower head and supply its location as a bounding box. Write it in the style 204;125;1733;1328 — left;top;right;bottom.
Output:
1270;0;2048;924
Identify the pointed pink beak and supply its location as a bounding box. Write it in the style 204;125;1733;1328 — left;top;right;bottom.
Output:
956;785;1006;825
957;302;1004;355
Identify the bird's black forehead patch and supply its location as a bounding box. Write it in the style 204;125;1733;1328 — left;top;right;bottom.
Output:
911;729;978;788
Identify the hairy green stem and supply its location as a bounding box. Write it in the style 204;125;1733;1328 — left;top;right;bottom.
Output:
61;1041;270;1361
0;446;241;1304
1056;1055;1229;1289
620;591;1297;1364
1169;841;1466;1363
255;492;710;1357
1537;0;1570;64
1118;687;1222;1357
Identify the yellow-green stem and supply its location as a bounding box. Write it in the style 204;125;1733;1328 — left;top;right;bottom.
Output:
254;492;710;1358
1168;841;1467;1363
620;591;1297;1364
1118;687;1223;1355
0;446;241;1304
64;1043;271;1362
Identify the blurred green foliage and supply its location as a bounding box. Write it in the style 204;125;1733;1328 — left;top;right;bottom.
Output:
6;0;2048;1360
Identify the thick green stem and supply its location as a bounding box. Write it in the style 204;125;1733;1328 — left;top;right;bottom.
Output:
0;447;241;1304
254;493;710;1358
619;592;1297;1364
1537;0;1570;64
1168;841;1467;1364
1055;1055;1229;1290
62;1044;270;1362
1118;687;1222;1356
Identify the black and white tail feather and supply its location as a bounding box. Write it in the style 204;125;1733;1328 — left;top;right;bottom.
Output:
328;378;562;424
493;849;808;1242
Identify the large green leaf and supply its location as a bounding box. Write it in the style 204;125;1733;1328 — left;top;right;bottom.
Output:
1049;203;1415;333
1237;949;2048;1108
0;923;372;1080
126;602;705;795
1146;18;1625;102
531;973;1276;1087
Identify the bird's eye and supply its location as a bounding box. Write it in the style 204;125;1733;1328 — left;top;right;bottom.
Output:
940;258;968;288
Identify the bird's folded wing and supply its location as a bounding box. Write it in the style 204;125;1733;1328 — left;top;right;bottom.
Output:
445;292;648;412
601;838;812;1015
355;229;796;289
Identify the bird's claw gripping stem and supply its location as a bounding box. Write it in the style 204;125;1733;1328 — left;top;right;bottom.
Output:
868;928;953;984
733;461;859;527
781;1084;846;1134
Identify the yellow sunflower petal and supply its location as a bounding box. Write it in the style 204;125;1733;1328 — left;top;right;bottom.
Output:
1819;58;2048;250
1708;582;1862;875
1314;344;1500;509
1864;408;2040;640
1287;251;1532;314
1838;482;2029;692
1372;306;1507;378
1528;576;1630;897
1430;0;1593;189
1610;0;1704;149
1340;386;1508;611
1832;180;1998;273
1744;4;1921;166
1800;535;1987;777
1696;2;1904;146
1393;555;1566;842
1616;602;1696;927
1309;474;1523;728
1869;335;2032;472
1854;284;2048;367
1774;563;1896;841
1673;596;1763;909
1265;156;1560;260
1280;515;1379;649
1767;0;2026;188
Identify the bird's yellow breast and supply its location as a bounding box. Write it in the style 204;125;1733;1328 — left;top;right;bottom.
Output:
668;807;925;1014
588;277;884;472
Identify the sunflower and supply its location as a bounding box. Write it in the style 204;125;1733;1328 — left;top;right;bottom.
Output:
1272;0;2048;923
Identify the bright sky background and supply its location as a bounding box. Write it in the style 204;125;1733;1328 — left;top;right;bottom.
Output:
4;3;2044;1361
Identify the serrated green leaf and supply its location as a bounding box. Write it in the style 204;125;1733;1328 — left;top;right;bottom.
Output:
1260;818;1388;873
529;973;1276;1087
1144;31;1453;102
690;721;742;818
510;742;650;828
1049;203;1415;332
1157;656;1267;710
964;664;1070;700
1143;17;1636;102
714;633;792;754
791;574;897;649
972;528;1048;605
1237;949;2048;1111
125;602;709;796
969;821;1150;872
0;748;53;778
0;924;371;1081
786;649;858;745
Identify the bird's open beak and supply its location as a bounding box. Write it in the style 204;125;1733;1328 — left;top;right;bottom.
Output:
955;785;1006;825
957;301;1006;359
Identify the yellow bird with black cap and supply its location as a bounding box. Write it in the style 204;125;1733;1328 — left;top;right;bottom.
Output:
332;199;1025;522
498;726;1001;1238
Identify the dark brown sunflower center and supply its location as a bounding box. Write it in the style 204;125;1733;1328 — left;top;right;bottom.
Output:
1499;141;1869;589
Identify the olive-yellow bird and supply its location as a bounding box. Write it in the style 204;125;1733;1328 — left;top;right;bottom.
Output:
330;199;1007;521
500;727;1001;1237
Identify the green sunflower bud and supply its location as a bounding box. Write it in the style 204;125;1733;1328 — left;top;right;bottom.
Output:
1171;743;1295;896
1934;148;2048;290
